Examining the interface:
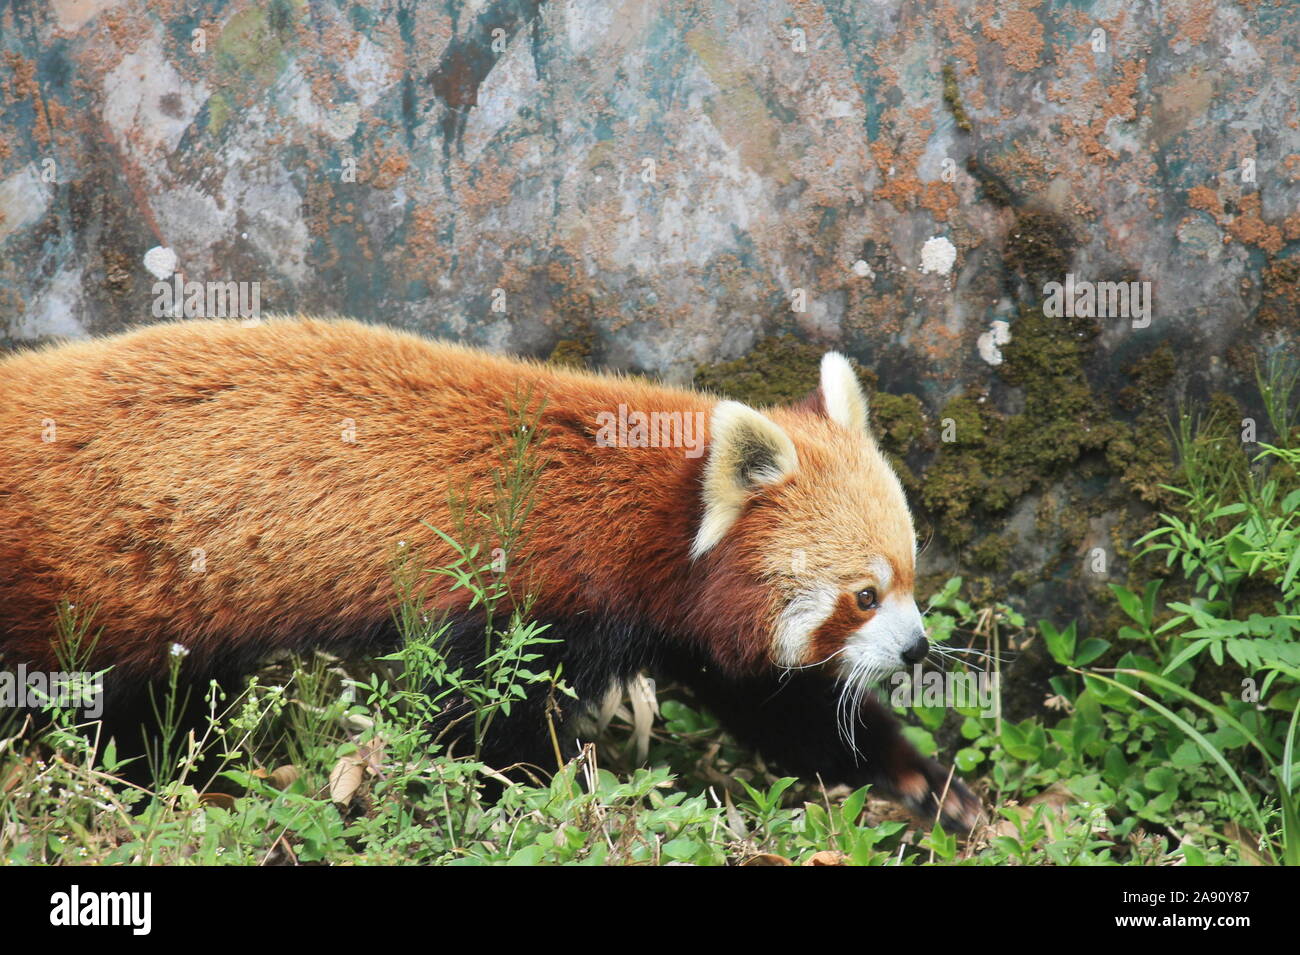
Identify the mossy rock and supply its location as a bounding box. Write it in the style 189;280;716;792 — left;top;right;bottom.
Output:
1118;342;1176;412
942;64;973;133
547;336;594;369
1004;207;1076;294
693;334;826;407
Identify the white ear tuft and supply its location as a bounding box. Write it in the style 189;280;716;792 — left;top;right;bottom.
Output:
820;352;868;433
692;401;798;559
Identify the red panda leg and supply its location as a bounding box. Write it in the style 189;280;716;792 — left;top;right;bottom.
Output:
658;652;982;834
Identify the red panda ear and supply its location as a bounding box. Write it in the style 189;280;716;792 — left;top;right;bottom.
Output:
817;352;869;433
692;401;799;559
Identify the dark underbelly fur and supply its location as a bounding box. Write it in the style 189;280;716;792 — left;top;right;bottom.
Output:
9;611;981;833
433;612;981;833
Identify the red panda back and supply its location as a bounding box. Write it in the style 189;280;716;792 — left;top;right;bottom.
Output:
0;317;713;679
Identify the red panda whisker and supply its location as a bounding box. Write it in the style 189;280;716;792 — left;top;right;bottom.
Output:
937;646;996;665
778;644;851;676
836;654;888;756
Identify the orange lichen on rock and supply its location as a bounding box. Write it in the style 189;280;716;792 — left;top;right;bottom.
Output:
921;181;959;221
1227;193;1285;254
979;0;1047;73
1190;185;1286;254
870;139;923;209
2;51;54;149
1062;60;1146;163
369;144;410;190
1167;0;1214;47
1187;185;1224;219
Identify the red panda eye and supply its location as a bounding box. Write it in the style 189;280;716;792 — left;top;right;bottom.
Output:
856;588;879;612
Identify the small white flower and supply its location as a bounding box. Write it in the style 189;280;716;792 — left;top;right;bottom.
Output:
170;642;191;658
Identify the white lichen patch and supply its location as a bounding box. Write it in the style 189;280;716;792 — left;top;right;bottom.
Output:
919;235;957;275
343;35;397;110
322;101;361;141
977;320;1012;365
12;266;87;340
143;246;178;280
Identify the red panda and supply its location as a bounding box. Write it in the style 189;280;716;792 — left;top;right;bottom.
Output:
0;317;980;832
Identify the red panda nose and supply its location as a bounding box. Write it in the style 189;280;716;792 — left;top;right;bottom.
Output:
902;636;930;665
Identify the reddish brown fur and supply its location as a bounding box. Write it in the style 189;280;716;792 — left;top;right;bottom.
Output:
0;318;817;680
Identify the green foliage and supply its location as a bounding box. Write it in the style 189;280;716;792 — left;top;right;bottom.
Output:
900;357;1300;865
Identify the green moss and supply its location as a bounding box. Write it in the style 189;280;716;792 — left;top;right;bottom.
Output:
935;394;987;449
1004;208;1075;290
999;306;1097;430
1206;390;1243;428
546;310;599;370
1118;342;1175;411
942;64;973;133
870;392;930;492
214;0;300;88
922;304;1108;543
207;92;231;136
693;334;826;406
1105;409;1176;507
1256;257;1300;329
871;391;929;448
547;336;593;369
918;292;1182;561
969;534;1011;571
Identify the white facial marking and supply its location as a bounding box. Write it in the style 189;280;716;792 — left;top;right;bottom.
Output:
866;556;892;593
841;592;924;679
773;583;838;667
833;592;925;755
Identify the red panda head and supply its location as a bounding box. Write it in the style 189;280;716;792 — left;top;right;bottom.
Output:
692;353;927;690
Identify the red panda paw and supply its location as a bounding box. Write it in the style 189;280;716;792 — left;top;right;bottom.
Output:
896;761;983;836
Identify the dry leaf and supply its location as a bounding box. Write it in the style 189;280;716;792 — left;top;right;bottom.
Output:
723;790;748;840
742;853;793;866
1222;822;1268;866
262;834;298;867
803;850;848;866
329;756;365;806
992;784;1079;837
2;759;30;794
267;764;300;791
198;792;237;810
359;738;386;776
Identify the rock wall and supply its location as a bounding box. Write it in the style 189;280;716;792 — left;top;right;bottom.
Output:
1;1;1297;694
